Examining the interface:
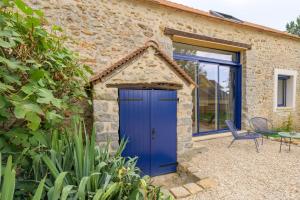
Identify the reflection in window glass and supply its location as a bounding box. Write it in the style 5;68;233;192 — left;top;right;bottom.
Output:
173;42;237;62
218;66;235;129
175;60;198;133
198;63;218;132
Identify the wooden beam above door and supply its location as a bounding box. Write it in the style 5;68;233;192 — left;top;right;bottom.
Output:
164;28;251;51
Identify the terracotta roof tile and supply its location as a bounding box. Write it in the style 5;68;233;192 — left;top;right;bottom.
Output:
147;0;300;41
90;40;197;86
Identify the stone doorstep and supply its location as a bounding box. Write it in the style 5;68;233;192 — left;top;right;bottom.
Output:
169;186;190;199
197;178;217;190
193;171;209;180
183;183;203;194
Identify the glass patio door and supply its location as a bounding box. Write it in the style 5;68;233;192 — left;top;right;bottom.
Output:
198;63;236;132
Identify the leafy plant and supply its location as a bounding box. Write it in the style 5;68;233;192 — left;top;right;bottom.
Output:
10;118;171;199
275;114;293;132
35;118;170;199
0;154;46;200
0;0;91;152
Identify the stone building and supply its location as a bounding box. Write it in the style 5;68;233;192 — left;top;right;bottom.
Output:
28;0;300;176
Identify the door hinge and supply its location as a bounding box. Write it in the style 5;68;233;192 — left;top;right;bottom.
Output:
118;98;143;102
159;98;179;102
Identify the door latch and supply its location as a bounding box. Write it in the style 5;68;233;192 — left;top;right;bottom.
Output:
151;128;156;140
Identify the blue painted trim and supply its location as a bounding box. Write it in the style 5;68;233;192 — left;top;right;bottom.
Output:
173;53;240;67
235;53;242;129
193;129;229;137
173;51;242;136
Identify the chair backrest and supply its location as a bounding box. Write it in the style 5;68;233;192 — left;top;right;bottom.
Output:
225;120;239;138
249;117;269;132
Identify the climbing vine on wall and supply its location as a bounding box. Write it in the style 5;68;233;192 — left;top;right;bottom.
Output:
0;0;91;151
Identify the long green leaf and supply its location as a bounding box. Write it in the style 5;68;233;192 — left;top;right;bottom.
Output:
51;172;68;200
1;156;15;200
92;189;104;200
60;185;73;200
42;155;59;178
77;176;89;200
0;153;2;185
101;183;119;200
32;177;46;200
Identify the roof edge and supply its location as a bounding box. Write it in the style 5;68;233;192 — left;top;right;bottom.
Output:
90;40;197;86
146;0;300;41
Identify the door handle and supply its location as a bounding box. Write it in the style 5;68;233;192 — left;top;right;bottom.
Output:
151;128;156;140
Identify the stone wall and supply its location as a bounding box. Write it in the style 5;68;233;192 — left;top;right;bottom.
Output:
93;47;194;158
26;0;300;130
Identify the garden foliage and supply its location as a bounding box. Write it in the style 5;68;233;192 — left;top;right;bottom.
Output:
0;0;91;152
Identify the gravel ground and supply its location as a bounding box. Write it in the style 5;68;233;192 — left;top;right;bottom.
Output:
185;137;300;200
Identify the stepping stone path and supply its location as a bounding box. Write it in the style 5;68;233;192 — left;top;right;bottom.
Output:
167;162;218;199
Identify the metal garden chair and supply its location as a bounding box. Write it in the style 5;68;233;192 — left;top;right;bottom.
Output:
225;120;261;153
249;117;278;145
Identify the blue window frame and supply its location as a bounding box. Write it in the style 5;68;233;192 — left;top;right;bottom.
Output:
173;45;242;136
277;75;289;107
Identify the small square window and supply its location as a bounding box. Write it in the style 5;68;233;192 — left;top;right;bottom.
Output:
274;69;297;111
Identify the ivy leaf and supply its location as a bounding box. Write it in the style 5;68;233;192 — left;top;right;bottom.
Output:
0;96;7;109
30;69;45;81
14;0;33;15
0;82;14;92
3;74;21;85
37;89;61;108
0;38;14;48
25;112;41;131
0;56;29;71
14;103;43;119
21;84;37;95
46;111;63;123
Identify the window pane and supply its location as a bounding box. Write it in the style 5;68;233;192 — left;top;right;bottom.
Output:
218;66;236;129
175;60;198;133
199;63;218;132
173;42;237;62
277;79;285;106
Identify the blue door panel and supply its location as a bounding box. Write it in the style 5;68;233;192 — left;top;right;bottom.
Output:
150;90;177;176
119;89;151;175
119;89;177;176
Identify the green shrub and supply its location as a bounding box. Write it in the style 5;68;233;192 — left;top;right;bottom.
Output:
0;0;91;152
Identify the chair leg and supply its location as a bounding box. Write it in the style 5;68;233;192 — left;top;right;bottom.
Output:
254;139;259;153
228;139;235;148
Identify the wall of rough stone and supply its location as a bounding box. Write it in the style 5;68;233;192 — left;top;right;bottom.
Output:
26;0;300;130
93;47;194;158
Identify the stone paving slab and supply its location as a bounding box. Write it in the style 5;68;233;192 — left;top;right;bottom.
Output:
170;186;190;199
197;178;217;190
183;183;203;194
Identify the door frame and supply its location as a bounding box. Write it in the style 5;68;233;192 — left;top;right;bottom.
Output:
173;52;242;136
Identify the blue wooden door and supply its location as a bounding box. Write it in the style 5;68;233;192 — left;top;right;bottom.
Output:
119;89;177;176
150;90;177;176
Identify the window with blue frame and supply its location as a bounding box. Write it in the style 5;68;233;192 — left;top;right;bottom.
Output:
173;42;242;136
277;75;289;107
